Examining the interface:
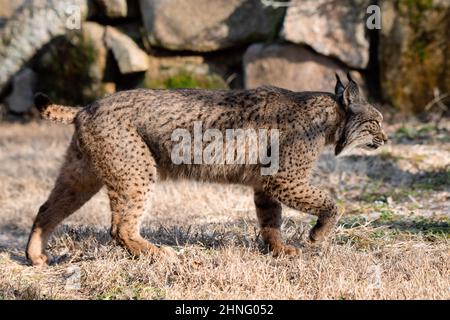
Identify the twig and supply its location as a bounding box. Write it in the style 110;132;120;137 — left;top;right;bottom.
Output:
424;89;449;111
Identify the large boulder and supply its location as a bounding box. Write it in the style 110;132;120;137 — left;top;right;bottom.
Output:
380;0;450;112
81;22;108;83
244;43;362;93
0;0;89;93
0;0;29;27
5;68;36;113
105;26;149;74
93;0;127;18
281;0;370;69
139;0;285;51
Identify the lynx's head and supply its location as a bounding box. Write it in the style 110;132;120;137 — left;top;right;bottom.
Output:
334;73;388;156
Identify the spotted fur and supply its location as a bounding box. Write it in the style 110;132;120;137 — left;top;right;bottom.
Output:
26;74;387;266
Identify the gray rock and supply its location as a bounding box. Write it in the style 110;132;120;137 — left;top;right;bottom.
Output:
244;43;362;93
79;22;107;81
379;0;450;112
5;68;36;113
281;0;370;69
105;26;149;74
0;0;89;92
139;0;285;51
0;0;29;26
94;0;127;18
0;103;6;121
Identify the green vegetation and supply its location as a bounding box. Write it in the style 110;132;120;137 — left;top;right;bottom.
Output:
378;209;395;222
395;124;436;140
338;215;370;229
413;168;450;191
359;175;448;204
337;213;449;249
358;178;425;203
143;70;228;90
374;215;449;237
386;0;445;112
393;124;450;144
379;149;427;165
379;150;405;162
403;0;434;26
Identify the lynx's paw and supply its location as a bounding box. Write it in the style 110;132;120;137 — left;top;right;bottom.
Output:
309;230;326;244
27;252;50;267
159;245;179;262
271;244;300;258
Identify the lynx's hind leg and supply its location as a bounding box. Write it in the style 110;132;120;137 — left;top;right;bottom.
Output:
26;137;103;266
88;126;167;259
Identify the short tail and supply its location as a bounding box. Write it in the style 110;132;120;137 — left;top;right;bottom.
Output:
34;93;82;124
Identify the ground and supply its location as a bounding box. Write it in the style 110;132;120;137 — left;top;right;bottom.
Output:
0;118;448;300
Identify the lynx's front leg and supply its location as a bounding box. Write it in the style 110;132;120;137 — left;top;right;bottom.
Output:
254;190;300;257
264;178;340;244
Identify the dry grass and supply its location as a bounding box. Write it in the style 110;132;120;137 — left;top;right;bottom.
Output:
0;120;449;300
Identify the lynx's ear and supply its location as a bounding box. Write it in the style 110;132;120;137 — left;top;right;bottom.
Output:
342;72;363;112
335;73;345;97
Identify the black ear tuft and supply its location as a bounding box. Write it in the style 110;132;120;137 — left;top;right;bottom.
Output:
346;72;354;83
34;93;52;111
335;73;345;96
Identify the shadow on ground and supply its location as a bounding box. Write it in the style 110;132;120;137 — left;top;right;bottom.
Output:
322;152;449;189
372;216;450;236
1;219;305;266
